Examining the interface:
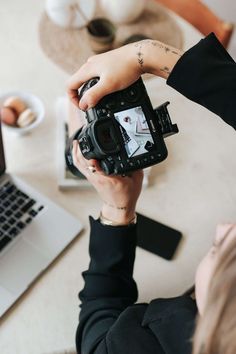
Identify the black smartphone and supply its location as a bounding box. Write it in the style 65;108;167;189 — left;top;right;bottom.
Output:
137;213;183;260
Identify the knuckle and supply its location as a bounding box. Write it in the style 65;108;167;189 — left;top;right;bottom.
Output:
85;93;96;108
87;55;96;63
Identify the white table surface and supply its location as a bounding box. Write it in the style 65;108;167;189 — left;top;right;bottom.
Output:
0;2;236;354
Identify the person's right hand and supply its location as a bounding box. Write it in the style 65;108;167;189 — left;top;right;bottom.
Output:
67;39;183;111
72;140;143;225
67;43;143;111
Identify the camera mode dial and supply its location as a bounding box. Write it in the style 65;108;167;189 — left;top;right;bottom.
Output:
79;77;99;98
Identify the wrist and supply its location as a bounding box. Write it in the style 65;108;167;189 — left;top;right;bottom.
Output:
99;211;137;226
132;39;183;79
101;203;136;225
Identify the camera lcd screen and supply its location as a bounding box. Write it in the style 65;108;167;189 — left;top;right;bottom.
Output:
114;106;155;158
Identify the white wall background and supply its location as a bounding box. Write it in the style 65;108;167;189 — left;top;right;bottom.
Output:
203;0;236;58
203;0;236;22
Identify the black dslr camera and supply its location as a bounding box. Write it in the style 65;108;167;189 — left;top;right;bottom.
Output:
65;77;178;176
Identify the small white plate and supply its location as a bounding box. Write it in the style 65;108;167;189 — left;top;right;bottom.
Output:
0;91;45;136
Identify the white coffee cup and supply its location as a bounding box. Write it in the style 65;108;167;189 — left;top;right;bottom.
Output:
100;0;145;24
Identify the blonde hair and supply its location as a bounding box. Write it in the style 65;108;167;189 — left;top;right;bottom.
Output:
192;236;236;354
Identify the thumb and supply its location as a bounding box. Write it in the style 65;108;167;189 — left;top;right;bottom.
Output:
79;79;110;111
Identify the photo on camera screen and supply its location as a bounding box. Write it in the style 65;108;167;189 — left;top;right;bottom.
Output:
114;106;155;158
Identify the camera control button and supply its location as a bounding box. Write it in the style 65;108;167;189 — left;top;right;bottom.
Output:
97;108;108;117
123;87;139;103
106;102;116;110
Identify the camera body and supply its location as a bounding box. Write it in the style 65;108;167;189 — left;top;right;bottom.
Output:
65;77;178;176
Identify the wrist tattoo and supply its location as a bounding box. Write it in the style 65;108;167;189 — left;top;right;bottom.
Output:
134;40;182;75
103;200;127;210
134;42;145;73
147;40;182;56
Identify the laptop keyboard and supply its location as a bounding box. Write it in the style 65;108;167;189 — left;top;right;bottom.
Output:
0;181;45;252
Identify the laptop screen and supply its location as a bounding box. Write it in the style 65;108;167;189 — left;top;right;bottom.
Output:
0;121;6;176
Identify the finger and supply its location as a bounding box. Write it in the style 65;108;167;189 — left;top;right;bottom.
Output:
73;147;92;179
86;159;105;175
79;77;114;111
72;142;104;179
72;141;87;171
67;65;97;108
216;223;235;238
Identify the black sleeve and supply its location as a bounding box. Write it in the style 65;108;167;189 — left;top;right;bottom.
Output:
167;33;236;130
76;216;138;354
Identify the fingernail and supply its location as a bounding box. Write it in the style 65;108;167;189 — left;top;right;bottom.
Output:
80;99;88;111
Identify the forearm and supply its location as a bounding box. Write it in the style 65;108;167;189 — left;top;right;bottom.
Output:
77;217;138;353
167;33;236;129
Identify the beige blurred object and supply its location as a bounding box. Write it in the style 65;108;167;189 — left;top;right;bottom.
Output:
45;0;96;29
3;96;27;115
39;0;183;75
17;108;36;128
0;106;18;126
86;18;116;53
100;0;145;24
155;0;234;48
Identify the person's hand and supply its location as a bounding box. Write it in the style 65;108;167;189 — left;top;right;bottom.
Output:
72;140;143;225
67;43;143;111
67;40;183;111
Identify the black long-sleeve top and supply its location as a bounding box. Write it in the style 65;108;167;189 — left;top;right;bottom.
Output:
76;33;236;354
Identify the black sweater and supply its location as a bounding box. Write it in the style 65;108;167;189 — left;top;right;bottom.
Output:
76;33;236;354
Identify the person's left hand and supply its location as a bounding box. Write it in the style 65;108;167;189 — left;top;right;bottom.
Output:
72;140;143;225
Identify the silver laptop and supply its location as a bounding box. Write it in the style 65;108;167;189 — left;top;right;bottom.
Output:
0;122;83;317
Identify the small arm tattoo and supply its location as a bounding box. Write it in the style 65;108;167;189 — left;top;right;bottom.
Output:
103;200;127;210
135;42;145;72
134;40;182;74
147;40;182;56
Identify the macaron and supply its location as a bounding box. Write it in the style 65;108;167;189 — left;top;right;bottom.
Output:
4;96;27;115
17;108;36;128
0;106;18;126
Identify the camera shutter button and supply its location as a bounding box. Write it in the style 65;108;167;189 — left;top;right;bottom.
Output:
123;87;139;102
